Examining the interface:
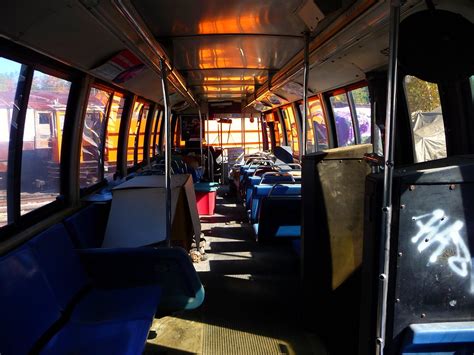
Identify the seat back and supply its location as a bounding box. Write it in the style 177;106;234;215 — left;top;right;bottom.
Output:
250;184;301;223
29;224;89;309
260;172;295;184
256;195;301;240
64;203;110;248
0;247;61;355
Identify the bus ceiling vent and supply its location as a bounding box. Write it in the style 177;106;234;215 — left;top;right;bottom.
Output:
398;8;474;83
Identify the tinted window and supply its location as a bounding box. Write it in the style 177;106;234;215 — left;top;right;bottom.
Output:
280;105;299;156
104;93;124;181
136;105;149;163
0;57;23;226
330;93;355;147
80;88;110;187
349;86;371;144
21;70;71;214
404;75;446;163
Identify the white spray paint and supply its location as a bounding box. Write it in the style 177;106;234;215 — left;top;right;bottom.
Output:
411;209;473;292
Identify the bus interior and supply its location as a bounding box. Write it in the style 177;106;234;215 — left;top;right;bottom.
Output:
1;0;474;354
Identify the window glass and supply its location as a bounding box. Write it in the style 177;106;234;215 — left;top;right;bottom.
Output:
104;93;124;181
152;110;163;156
298;103;314;153
349;86;371;144
302;97;329;152
80;88;110;187
136;105;149;163
330;93;355;147
0;57;23;226
21;70;71;214
127;101;144;166
404;75;446;163
280;106;299;156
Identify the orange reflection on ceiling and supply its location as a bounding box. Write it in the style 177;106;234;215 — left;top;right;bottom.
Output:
202;85;252;93
198;14;260;34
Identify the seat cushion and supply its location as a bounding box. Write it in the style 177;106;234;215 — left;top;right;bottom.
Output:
0;247;61;355
71;285;161;323
29;224;89;309
41;319;153;355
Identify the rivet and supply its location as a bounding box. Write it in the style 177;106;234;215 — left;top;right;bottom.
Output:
400;204;406;209
379;273;387;280
409;185;416;191
376;338;384;345
449;184;456;190
395;298;400;303
398;252;403;257
421;313;426;318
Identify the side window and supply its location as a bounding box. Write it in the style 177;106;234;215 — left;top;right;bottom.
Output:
136;105;149;163
104;93;124;181
0;58;24;226
348;86;371;144
330;92;355;147
127;101;144;167
404;75;446;163
280;105;299;156
151;110;163;156
80;88;110;187
21;70;71;214
306;97;329;152
329;85;372;147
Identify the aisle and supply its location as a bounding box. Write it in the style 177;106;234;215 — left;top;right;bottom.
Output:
146;187;325;354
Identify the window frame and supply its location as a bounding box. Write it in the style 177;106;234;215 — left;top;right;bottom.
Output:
0;39;83;237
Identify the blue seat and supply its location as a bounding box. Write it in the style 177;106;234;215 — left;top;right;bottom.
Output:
252;195;301;242
0;224;161;355
65;203;205;312
64;203;110;248
245;176;263;207
401;322;474;354
250;184;301;223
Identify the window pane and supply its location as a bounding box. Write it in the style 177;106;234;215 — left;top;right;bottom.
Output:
404;75;446;163
127;101;144;166
150;110;162;157
330;93;355;147
137;105;149;163
0;57;23;226
309;97;329;151
349;86;371;144
104;93;124;181
80;88;110;187
280;106;299;156
21;70;71;214
299;103;315;153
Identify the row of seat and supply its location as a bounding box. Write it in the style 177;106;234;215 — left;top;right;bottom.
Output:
237;157;302;244
0;202;204;355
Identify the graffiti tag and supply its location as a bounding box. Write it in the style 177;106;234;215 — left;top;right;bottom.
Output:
411;209;472;279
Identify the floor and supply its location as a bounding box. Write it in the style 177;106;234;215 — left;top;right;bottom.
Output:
145;187;326;354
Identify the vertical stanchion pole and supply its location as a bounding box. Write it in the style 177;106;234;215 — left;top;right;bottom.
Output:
160;59;172;246
302;31;310;161
376;2;401;354
198;108;203;165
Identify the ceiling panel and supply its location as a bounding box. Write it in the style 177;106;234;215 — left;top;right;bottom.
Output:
185;69;268;86
173;36;303;70
132;0;306;37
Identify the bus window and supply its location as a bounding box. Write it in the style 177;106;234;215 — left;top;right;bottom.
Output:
348;86;371;144
104;93;125;181
301;97;329;152
80;87;110;187
0;57;23;226
280;105;299;156
330;92;355;147
20;70;71;214
136;104;149;163
127;101;144;166
149;109;158;157
153;110;163;155
404;75;446;163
